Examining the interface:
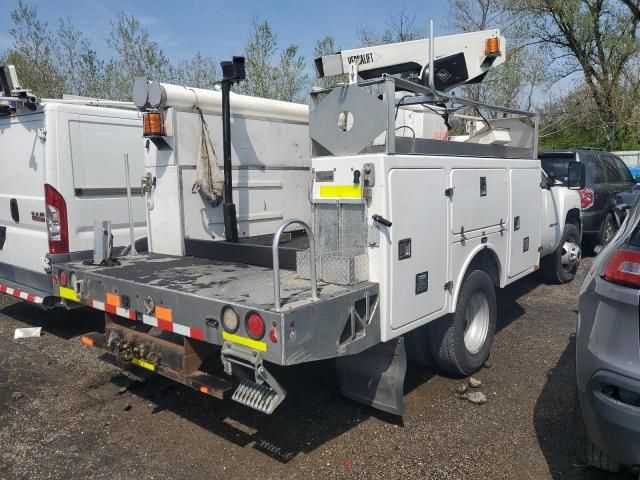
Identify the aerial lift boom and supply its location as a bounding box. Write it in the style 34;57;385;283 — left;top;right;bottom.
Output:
314;29;505;92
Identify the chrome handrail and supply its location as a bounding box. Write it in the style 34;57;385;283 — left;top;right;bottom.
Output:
272;219;318;310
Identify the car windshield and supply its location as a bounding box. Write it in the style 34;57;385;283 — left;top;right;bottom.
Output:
539;154;574;183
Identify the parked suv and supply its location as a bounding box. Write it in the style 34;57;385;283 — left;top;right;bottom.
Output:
539;150;638;248
576;201;640;473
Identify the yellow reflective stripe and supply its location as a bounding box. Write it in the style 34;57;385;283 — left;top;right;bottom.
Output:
131;357;156;371
222;332;267;352
319;185;362;199
59;286;79;302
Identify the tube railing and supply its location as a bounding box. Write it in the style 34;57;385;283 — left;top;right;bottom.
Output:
272;219;318;310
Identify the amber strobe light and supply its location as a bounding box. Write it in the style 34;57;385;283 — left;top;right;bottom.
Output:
485;37;501;56
143;112;165;137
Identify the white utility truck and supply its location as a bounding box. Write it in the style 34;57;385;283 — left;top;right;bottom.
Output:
55;28;584;415
0;65;146;307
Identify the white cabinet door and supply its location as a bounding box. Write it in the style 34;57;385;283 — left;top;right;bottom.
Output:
450;169;508;235
508;168;542;278
388;168;447;329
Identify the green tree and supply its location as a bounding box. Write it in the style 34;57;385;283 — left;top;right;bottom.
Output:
5;1;63;98
240;17;308;102
508;0;640;149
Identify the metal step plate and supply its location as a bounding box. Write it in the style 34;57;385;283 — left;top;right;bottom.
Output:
231;379;282;414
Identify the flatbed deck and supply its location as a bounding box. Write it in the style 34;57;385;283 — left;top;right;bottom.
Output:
60;253;369;312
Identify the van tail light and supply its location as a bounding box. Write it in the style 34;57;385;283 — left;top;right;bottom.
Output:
579;187;595;209
45;184;69;254
603;247;640;288
143;112;165;137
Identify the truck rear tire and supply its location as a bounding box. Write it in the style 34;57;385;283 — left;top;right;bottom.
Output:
430;269;497;376
541;223;581;284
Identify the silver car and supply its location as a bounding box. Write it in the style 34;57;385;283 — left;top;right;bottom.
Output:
577;202;640;473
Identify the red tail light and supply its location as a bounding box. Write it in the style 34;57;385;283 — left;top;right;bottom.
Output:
45;184;69;254
245;312;265;340
579;188;594;209
603;247;640;288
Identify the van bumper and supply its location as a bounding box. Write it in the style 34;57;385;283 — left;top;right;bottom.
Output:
0;262;53;297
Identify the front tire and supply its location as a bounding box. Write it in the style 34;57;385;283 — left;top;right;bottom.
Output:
430;269;497;376
541;223;581;284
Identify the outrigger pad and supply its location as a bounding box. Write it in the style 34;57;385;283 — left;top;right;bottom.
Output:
336;337;407;415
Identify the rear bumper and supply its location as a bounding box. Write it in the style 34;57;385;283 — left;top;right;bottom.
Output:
577;370;640;466
577;275;640;466
0;261;53;296
0;277;49;305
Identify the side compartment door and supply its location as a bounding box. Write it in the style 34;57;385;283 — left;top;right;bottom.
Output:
508;168;542;278
451;169;509;236
389;168;447;330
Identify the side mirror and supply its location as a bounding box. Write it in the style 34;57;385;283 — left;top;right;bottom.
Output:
635;174;640;184
568;161;585;190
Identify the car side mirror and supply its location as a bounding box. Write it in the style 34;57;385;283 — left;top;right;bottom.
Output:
567;161;585;190
635;174;640;183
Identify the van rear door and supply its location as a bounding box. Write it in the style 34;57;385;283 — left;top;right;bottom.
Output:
51;104;145;255
0;111;50;293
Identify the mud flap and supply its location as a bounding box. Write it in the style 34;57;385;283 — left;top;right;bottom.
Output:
404;324;434;367
336;337;407;415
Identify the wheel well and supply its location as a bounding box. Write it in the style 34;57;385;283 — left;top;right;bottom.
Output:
467;248;500;287
566;208;581;229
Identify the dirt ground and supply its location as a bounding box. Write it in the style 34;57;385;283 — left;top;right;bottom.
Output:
0;256;633;480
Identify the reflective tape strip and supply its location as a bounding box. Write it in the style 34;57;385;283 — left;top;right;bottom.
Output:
115;307;136;320
222;332;267;352
0;283;44;304
172;323;190;337
91;299;105;311
89;297;204;340
142;314;158;327
319;184;362;199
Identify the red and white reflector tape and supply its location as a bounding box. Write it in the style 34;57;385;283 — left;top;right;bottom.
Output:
89;298;205;341
0;283;44;304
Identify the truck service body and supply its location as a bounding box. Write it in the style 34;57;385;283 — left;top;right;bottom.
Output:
53;29;584;415
0;69;146;307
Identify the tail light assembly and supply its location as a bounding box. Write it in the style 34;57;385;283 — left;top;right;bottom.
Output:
45;184;68;254
603;247;640;288
579;187;595;210
245;312;265;340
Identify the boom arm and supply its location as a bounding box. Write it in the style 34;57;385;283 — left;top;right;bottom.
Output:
314;30;505;92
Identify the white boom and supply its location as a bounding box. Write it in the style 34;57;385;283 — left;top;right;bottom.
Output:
315;29;505;92
133;79;308;122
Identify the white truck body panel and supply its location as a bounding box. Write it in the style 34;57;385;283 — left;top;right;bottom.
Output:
310;153;577;342
145;107;310;256
0;103;146;298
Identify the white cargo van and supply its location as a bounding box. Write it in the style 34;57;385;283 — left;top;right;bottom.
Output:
0;66;145;307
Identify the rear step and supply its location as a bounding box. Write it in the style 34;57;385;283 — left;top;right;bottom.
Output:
232;379;282;414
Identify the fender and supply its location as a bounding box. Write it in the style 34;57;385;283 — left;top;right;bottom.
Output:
540;184;582;257
450;242;502;312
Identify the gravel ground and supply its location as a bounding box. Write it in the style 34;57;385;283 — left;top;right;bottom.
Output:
0;256;634;480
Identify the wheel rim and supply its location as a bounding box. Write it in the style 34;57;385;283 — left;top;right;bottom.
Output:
463;292;490;355
603;217;617;245
561;238;581;271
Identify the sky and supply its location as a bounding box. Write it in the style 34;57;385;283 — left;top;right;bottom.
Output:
0;0;450;69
